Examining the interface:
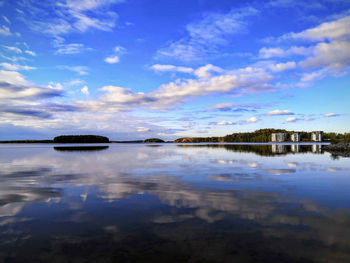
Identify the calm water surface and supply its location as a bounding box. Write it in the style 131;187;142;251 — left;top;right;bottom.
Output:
0;143;349;262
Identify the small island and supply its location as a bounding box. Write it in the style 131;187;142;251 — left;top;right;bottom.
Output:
53;135;110;143
143;138;165;143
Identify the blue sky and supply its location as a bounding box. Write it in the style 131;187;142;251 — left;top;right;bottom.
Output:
0;0;349;140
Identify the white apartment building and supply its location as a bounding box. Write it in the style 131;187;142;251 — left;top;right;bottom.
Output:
311;131;323;142
291;132;301;142
271;133;286;142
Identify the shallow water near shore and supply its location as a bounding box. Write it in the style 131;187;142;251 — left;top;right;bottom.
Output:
0;143;349;262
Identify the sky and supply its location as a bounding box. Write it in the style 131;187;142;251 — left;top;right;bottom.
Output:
0;0;350;140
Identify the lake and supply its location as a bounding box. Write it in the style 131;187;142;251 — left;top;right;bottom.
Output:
0;143;349;262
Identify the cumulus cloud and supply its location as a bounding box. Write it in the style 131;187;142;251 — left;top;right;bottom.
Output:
299;40;350;71
266;109;293;116
291;16;350;41
296;69;327;87
94;65;273;111
1;63;36;71
259;46;312;59
269;61;296;72
104;55;120;64
194;64;223;78
0;82;62;100
104;45;126;64
81;85;89;95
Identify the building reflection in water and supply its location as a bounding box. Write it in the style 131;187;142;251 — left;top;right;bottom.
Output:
271;144;286;154
291;144;300;153
312;144;323;154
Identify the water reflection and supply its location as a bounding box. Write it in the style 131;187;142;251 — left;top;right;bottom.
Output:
54;145;109;151
177;143;327;156
0;144;349;262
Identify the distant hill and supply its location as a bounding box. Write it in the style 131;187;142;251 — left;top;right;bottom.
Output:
53;135;109;143
143;138;165;143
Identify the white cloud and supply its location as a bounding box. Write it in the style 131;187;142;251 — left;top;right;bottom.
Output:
216;120;233;126
296;69;327;87
66;79;85;86
266;109;293;116
0;25;11;35
2;16;10;24
325;113;339;117
92;65;273;112
114;46;125;53
259;46;312;59
157;7;258;61
245;116;258;123
215;116;258;126
285;117;297;122
0;63;36;71
0;70;62;100
104;45;126;64
137;127;150;132
3;46;22;54
0;70;27;85
54;40;89;55
291;16;350;41
25;50;36;56
269;61;296;72
22;0;121;37
59;65;89;75
299;40;350;71
151;64;194;74
259;47;285;58
81;85;89;95
194;64;223;78
104;55;120;64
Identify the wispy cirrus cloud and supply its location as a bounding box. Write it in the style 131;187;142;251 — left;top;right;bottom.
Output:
0;25;11;35
1;63;36;71
17;0;124;55
157;7;258;61
58;65;89;75
20;0;122;36
3;46;22;54
24;50;36;56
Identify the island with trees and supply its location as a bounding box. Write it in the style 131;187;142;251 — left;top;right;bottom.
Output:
53;135;110;143
143;138;165;143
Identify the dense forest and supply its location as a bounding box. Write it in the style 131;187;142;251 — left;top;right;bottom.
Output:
174;129;350;143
